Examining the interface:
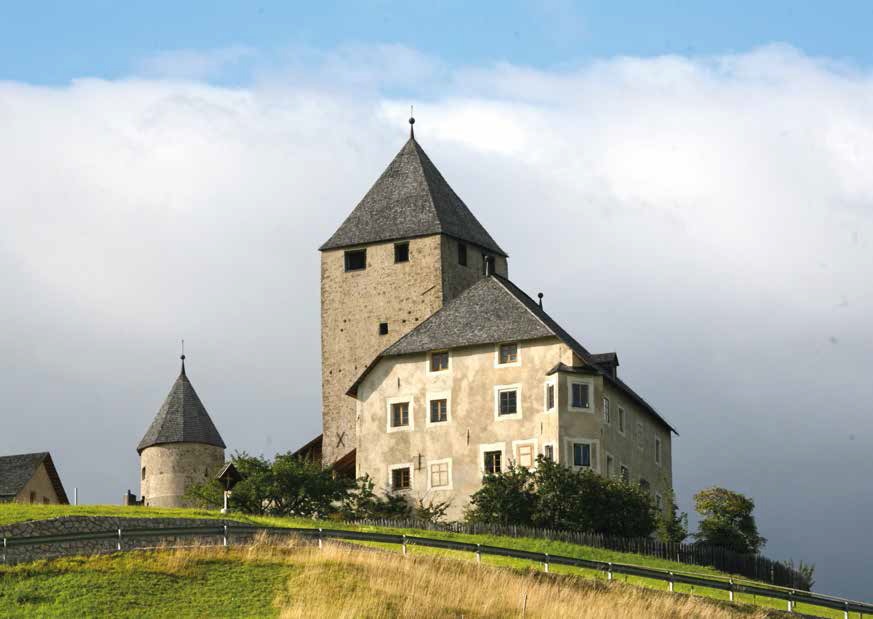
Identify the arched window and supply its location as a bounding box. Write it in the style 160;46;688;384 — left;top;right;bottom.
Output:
141;466;146;480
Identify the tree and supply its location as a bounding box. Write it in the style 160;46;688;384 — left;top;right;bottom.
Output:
655;488;688;543
465;464;536;525
694;487;765;554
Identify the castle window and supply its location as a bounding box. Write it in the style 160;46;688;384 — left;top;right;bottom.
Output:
516;443;534;468
344;249;366;271
390;402;409;428
379;322;389;336
498;390;517;415
390;466;411;490
620;464;630;483
606;453;614;477
429;350;449;372
458;242;467;266
394;242;409;263
655;437;662;465
483;450;502;474
543;444;555;461
618;407;626;434
494;385;522;420
430;399;448;423
429;459;451;489
141;467;146;480
573;442;591;468
569;382;591;410
602;397;610;424
545;382;555;411
497;342;518;365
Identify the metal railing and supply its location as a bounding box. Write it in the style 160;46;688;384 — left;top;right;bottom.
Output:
2;524;869;618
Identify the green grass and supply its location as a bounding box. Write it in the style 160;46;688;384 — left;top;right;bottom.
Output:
0;504;842;618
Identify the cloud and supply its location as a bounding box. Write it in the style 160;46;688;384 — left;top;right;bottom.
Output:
137;45;258;80
1;44;872;598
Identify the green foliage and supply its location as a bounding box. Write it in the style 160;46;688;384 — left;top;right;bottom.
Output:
186;451;350;518
782;559;816;590
694;486;766;554
338;475;411;520
466;457;656;537
465;464;536;525
655;488;688;543
413;496;453;524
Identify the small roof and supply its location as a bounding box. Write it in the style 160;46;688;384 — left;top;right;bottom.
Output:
320;136;506;256
137;358;226;454
216;462;242;488
0;452;69;504
350;274;677;434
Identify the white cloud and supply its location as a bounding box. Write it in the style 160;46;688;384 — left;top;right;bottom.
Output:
1;44;872;597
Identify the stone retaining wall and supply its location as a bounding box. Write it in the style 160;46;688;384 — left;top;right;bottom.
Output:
0;516;266;565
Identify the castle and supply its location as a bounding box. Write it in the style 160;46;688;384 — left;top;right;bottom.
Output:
136;119;676;519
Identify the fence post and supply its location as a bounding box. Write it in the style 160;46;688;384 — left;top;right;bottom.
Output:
668;572;674;592
787;591;794;613
318;528;323;549
223;524;228;548
402;535;407;556
543;553;549;573
117;528;122;552
2;537;5;564
607;562;613;581
475;544;481;564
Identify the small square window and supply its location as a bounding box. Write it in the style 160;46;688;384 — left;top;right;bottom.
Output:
430;351;449;372
430;462;449;488
517;444;534;468
458;242;468;266
344;249;366;271
391;467;411;490
571;383;590;409
484;450;502;474
394;242;409;263
546;383;555;410
498;389;517;415
390;402;409;428
379;322;389;336
430;399;448;423
573;443;591;467
543;444;554;461
498;343;518;364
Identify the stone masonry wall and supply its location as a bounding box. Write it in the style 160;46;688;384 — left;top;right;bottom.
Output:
0;516;262;565
140;443;225;508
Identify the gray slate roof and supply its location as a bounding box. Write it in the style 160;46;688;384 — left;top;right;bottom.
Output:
352;274;677;434
0;452;68;503
320;137;506;256
137;361;226;453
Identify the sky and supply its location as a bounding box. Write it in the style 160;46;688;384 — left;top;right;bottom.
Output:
1;1;872;600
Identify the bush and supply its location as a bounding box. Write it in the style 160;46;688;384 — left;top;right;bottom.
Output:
466;457;656;537
656;487;688;543
339;474;411;520
694;487;765;554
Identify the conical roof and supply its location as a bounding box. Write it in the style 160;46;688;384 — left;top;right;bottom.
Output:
137;359;226;454
320;137;506;256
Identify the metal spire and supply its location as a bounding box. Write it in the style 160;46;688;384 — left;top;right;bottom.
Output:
180;339;186;376
409;105;415;139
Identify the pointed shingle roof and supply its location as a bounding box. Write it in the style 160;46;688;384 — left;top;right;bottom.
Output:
0;452;68;503
137;359;226;454
320;137;507;256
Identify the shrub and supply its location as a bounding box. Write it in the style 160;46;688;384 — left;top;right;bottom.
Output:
465;464;536;525
339;475;411;520
694;487;765;554
656;488;688;543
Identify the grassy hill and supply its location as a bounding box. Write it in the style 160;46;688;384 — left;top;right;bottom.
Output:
0;536;780;618
0;505;835;617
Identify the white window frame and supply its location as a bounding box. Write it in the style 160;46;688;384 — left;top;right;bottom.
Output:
512;438;538;469
605;451;615;478
494;383;523;421
567;379;593;412
564;437;600;472
617;406;626;435
494;342;522;367
426;350;451;374
425;390;452;427
542;441;557;463
479;442;506;474
386;395;414;433
654;436;662;466
543;378;556;413
388;462;414;491
426;457;453;491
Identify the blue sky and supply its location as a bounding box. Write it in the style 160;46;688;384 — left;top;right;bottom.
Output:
3;1;873;84
2;1;873;601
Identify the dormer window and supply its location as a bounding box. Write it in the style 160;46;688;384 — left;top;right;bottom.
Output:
498;343;518;365
394;242;409;263
344;249;366;271
430;350;449;372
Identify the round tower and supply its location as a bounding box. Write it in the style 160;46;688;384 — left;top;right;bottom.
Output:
137;355;226;508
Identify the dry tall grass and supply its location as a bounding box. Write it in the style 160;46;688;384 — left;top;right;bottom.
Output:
275;539;775;619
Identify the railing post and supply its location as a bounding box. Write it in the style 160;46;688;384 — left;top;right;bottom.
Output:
607;562;613;581
475;543;481;564
668;572;674;592
728;578;734;602
402;535;407;556
318;528;323;549
787;591;793;613
223;524;228;548
843;602;849;619
543;553;549;573
2;537;6;564
117;528;122;552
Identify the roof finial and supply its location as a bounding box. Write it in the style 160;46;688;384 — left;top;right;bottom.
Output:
409;105;415;139
180;339;186;375
538;292;544;308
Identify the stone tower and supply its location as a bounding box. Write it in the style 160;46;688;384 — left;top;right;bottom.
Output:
319;121;508;465
137;355;226;507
